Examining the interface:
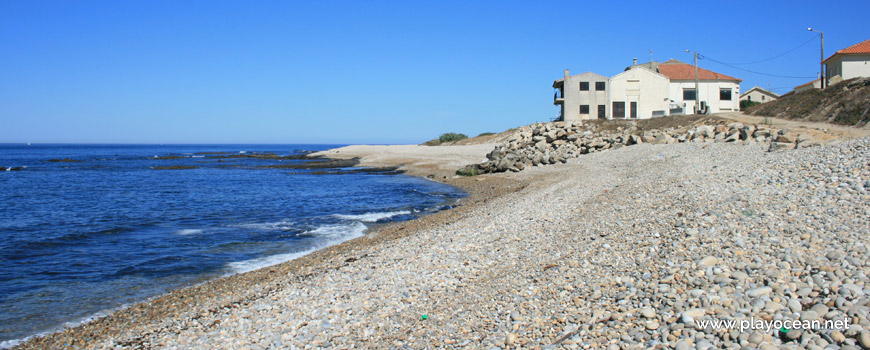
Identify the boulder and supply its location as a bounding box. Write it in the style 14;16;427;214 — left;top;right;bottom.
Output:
725;132;740;142
768;142;795;152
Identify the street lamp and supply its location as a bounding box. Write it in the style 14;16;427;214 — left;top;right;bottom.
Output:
686;49;700;114
808;27;824;89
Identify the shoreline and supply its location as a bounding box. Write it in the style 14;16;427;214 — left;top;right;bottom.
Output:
12;144;515;349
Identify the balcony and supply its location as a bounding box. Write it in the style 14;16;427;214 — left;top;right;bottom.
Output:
553;90;564;105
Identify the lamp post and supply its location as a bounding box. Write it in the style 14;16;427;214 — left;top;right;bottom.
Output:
686;50;700;114
808;28;824;89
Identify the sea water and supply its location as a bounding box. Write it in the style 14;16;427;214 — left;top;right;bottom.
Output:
0;144;464;345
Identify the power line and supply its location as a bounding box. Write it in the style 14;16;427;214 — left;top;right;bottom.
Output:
699;54;817;79
716;36;818;65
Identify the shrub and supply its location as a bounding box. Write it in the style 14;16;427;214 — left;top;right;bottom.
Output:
439;133;468;143
740;100;761;110
455;166;478;176
477;132;496;137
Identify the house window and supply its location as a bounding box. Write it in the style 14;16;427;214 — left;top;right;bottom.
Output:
580;82;589;91
720;88;732;101
580;105;590;114
595;82;606;91
627;80;640;96
612;101;625;119
683;88;696;101
762;95;765;101
598;105;606;119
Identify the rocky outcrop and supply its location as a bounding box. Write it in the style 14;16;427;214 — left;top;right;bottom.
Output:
458;121;819;175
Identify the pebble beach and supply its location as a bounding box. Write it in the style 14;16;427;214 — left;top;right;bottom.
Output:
14;130;870;349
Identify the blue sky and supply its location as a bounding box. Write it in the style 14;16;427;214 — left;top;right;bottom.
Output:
1;0;868;144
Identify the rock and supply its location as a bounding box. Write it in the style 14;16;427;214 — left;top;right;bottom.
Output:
510;310;523;322
505;332;518;346
725;132;740;142
769;142;795;152
859;331;870;349
653;134;674;145
681;308;706;325
645;320;660;330
640;307;656;319
698;256;719;266
826;251;844;260
746;287;773;298
785;329;802;341
800;310;819;322
831;330;846;343
675;340;691;350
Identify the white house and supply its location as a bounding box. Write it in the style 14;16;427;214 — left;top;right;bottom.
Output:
794;79;822;94
656;59;742;114
609;65;670;119
824;38;870;84
553;70;609;122
553;58;742;120
740;86;780;104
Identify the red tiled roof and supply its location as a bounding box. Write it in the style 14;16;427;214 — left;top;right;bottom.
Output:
658;61;742;82
823;39;870;63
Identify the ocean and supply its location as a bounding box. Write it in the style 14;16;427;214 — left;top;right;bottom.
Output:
0;144;465;345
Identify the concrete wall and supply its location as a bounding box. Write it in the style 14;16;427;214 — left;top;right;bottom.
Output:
609;67;670;119
561;72;609;121
827;55;870;82
669;81;741;114
842;55;870;80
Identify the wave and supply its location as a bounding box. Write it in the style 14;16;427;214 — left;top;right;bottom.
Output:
233;219;296;231
176;229;203;235
333;210;411;222
227;221;366;274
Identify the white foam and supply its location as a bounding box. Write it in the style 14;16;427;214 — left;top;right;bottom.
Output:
0;339;23;349
333;210;411;222
227;221;366;274
233;219;296;231
176;229;203;235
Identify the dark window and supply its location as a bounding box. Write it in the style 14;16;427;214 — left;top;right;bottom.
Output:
598;105;606;119
683;88;696;101
761;95;765;101
630;102;637;119
612;102;625;119
720;88;732;100
579;82;589;91
580;105;590;114
595;82;606;91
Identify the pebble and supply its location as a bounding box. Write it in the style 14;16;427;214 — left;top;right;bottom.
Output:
859;331;870;349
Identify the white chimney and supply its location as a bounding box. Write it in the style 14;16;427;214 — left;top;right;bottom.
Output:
633;58;638;66
564;69;570;78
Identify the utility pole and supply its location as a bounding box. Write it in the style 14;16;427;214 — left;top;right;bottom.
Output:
808;28;824;89
694;51;700;113
687;50;700;114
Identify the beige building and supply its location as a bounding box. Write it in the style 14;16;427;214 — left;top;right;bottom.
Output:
740;86;780;104
824;39;870;84
553;70;609;122
609;65;670;119
553;59;742;120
